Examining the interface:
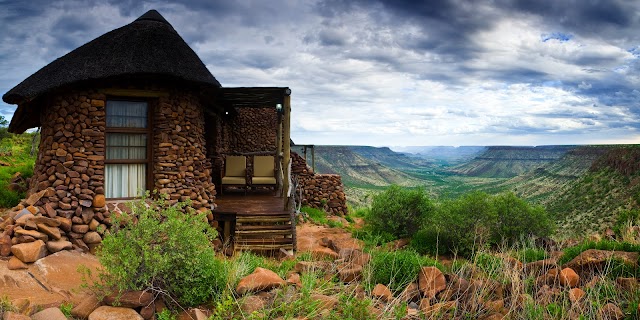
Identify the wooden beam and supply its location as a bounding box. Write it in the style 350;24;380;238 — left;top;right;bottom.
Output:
282;95;291;209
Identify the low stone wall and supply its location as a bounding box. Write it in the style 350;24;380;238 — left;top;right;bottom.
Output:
292;152;347;215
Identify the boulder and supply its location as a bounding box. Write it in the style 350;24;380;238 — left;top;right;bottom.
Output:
372;284;393;302
11;239;47;263
7;256;28;270
240;295;266;315
2;311;31;320
47;240;73;253
0;233;11;256
310;294;339;311
337;263;363;283
103;290;154;308
88;306;143;320
599;303;624;320
83;232;102;244
37;224;62;240
569;288;586;304
559;268;579;288
93;194;106;208
564;249;639;271
72;294;103;319
419;266;446;299
311;247;339;260
31;307;67;320
236;267;286;295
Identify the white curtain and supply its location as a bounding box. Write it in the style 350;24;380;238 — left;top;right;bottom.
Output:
106;101;148;128
105;100;149;198
105;164;146;198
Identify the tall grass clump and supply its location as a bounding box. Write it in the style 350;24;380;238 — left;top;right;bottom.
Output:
364;185;434;241
93;197;227;308
365;249;430;294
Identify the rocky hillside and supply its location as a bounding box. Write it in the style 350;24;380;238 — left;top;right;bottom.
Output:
546;146;640;236
313;146;425;187
452;146;575;178
488;146;611;204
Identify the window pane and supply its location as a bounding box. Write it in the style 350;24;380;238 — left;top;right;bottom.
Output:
106;133;147;160
105;164;146;198
106;101;148;128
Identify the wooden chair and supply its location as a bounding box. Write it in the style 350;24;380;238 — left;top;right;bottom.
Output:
251;155;277;193
221;155;247;194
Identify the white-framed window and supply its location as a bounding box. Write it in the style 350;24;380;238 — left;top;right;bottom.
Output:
105;100;150;199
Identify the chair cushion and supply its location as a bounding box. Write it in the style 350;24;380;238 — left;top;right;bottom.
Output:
225;156;246;177
221;176;246;185
253;156;275;177
252;177;277;185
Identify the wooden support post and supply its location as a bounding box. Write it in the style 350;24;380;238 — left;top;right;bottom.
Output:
283;95;291;208
275;113;283;196
311;146;315;172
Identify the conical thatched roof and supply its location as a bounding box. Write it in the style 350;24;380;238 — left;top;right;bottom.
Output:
3;10;221;133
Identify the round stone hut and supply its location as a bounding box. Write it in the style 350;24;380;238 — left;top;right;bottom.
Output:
2;10;219;250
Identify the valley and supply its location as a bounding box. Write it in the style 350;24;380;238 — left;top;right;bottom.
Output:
311;144;640;236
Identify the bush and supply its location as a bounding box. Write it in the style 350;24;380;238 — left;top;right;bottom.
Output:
413;191;495;256
365;185;434;240
95;198;227;308
492;192;554;245
365;249;423;294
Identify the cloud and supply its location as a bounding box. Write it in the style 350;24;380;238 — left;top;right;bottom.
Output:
0;0;639;146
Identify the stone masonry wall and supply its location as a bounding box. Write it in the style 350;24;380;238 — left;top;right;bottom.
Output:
0;87;216;263
291;152;347;215
153;91;216;209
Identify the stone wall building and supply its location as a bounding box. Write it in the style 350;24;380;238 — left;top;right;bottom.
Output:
1;10;346;260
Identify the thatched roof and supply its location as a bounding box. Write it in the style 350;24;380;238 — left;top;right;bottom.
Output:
3;10;221;133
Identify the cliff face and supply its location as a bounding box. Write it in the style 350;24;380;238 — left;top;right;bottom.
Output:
452;146;576;178
313;146;424;187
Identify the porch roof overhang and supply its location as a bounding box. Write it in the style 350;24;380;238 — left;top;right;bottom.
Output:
216;87;291;109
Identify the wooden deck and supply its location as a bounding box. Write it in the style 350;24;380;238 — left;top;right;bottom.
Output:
213;191;295;252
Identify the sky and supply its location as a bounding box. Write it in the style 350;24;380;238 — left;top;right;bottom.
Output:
1;0;639;147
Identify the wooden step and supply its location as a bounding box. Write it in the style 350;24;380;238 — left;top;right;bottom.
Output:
236;217;291;223
236;224;292;231
235;243;294;251
236;229;293;236
235;238;293;245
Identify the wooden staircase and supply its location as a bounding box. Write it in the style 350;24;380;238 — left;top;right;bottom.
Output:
234;212;295;252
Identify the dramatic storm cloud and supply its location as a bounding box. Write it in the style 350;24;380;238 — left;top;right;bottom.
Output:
1;0;638;146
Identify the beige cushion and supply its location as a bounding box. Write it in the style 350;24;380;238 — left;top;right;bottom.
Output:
253;156;275;177
225;156;246;177
222;176;246;185
252;176;277;185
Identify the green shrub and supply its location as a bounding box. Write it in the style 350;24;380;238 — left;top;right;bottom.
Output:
301;206;329;225
95;198;227;308
414;191;495;256
492;192;554;245
365;249;422;293
365;185;434;240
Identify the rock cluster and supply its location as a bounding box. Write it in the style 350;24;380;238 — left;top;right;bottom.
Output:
291;152;347;215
